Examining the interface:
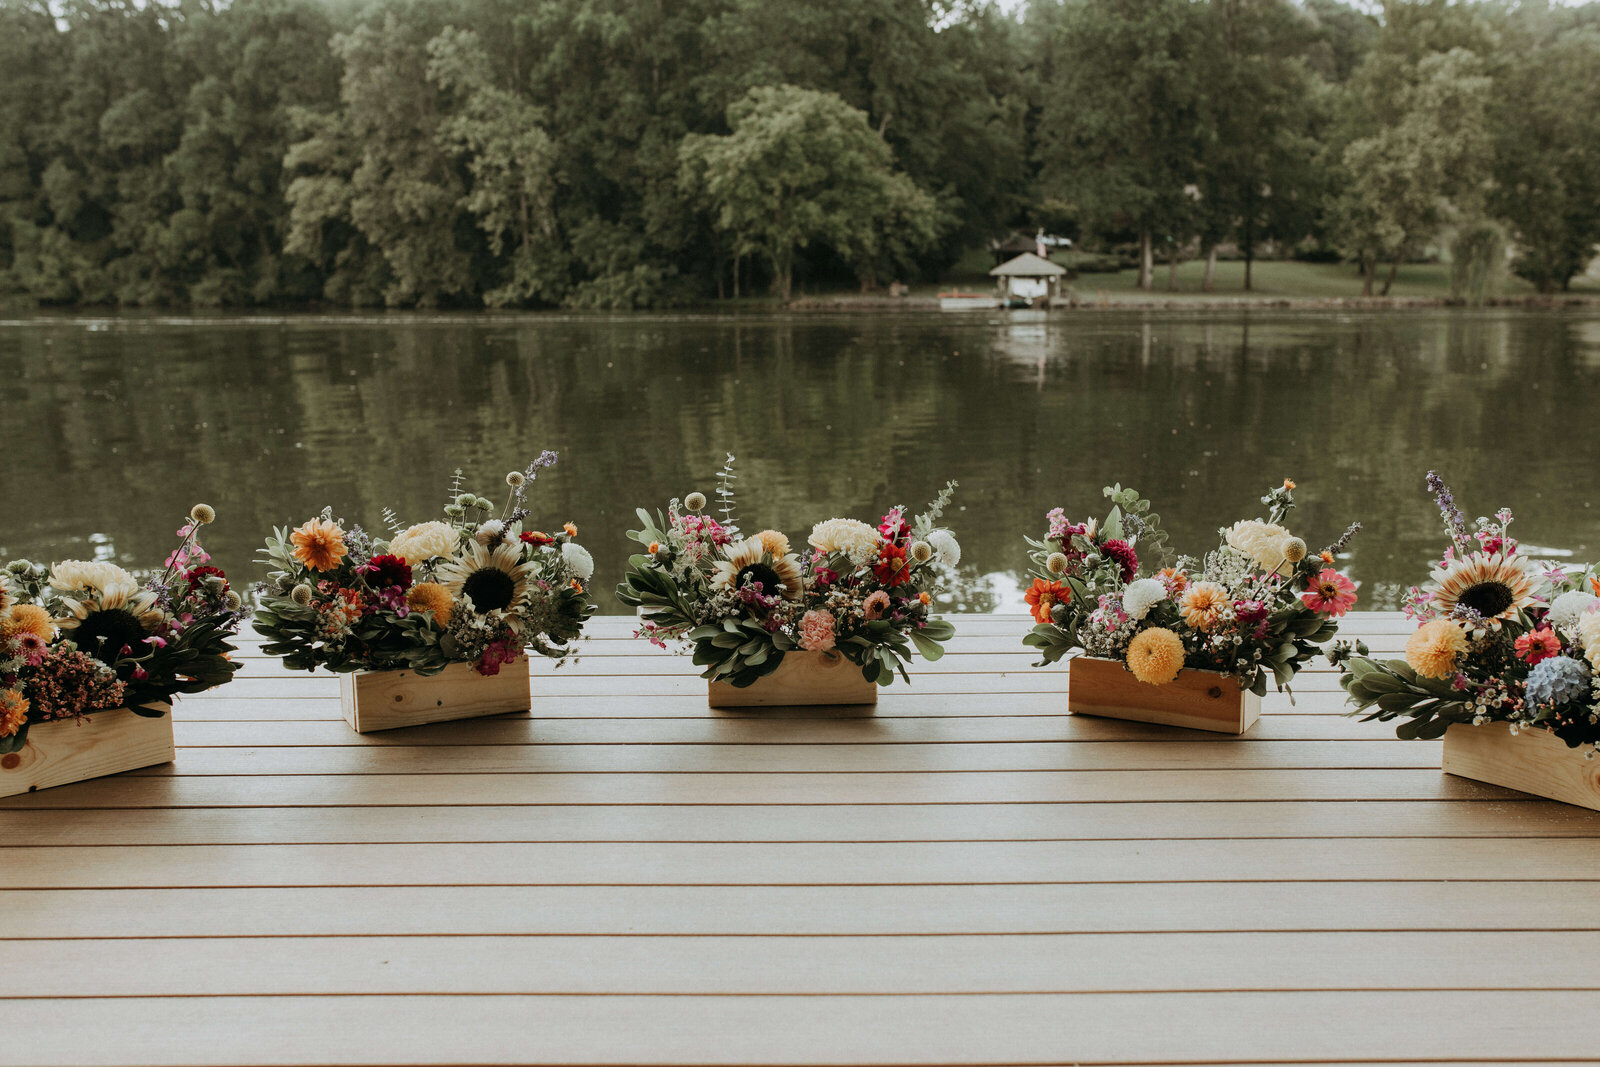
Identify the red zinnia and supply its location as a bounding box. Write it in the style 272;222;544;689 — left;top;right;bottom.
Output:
1514;627;1561;666
874;542;911;586
521;531;555;547
1025;579;1069;624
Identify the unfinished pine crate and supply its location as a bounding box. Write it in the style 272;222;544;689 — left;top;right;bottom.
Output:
0;704;174;798
708;649;879;708
1443;721;1600;811
1068;655;1260;734
339;657;531;733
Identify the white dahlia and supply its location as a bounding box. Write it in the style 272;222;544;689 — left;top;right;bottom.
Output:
927;529;961;567
808;518;881;566
1121;577;1167;622
1548;590;1600;633
561;542;595;582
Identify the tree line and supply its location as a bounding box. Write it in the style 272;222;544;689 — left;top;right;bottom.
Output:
1;0;1597;309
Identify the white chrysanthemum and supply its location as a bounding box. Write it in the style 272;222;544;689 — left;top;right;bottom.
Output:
808;518;881;566
561;542;595;582
389;521;460;566
49;560;136;593
1549;590;1600;633
1121;577;1167;622
1580;612;1600;670
927;529;961;567
1225;520;1295;574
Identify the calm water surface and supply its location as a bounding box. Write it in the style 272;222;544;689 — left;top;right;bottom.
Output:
4;309;1598;612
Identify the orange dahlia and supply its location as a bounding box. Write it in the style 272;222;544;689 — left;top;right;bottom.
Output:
1179;582;1229;632
291;518;348;572
1026;579;1068;624
1158;567;1189;594
1126;627;1185;685
0;689;27;738
1404;619;1469;680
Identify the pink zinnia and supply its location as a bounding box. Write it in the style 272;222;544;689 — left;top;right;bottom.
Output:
1302;569;1358;617
799;610;837;652
1514;627;1561;665
863;590;891;621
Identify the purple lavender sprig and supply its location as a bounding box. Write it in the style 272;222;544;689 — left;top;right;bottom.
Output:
1320;521;1363;558
1426;471;1473;556
511;451;560;507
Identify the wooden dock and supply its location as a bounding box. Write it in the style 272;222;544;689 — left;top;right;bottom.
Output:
6;612;1600;1065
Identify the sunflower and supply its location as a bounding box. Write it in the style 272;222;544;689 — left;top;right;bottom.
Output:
435;541;534;614
711;538;804;600
1428;551;1539;631
290;518;348;572
56;580;167;664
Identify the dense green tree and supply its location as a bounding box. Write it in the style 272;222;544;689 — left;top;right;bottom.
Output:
1037;0;1206;290
679;85;938;301
1489;23;1600;292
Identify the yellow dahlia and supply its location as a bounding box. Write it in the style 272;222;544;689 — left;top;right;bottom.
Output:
406;582;454;627
1126;627;1186;685
389;521;459;566
711;538;804;601
1427;552;1539;632
290;518;348;572
1404;619;1469;680
436;540;533;614
1179;582;1230;632
2;604;55;641
0;689;27;738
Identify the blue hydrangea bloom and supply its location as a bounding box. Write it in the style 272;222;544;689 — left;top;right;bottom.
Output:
1524;655;1592;707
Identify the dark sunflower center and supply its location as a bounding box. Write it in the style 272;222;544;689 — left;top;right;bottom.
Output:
1457;580;1515;617
462;568;516;612
736;562;782;596
75;607;148;663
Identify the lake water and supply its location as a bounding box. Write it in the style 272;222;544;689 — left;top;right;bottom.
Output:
4;309;1597;613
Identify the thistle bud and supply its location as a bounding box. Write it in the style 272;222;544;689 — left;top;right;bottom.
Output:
1283;537;1307;563
290;584;313;606
506;471;526;488
1046;552;1070;575
224;590;243;612
910;541;934;564
189;504;216;525
684;491;707;512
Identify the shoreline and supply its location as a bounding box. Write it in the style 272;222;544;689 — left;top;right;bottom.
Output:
787;292;1600;312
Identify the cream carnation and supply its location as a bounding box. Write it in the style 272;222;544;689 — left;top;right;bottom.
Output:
1121;578;1167;622
927;529;961;567
388;521;459;566
49;560;135;593
1579;612;1600;670
809;518;881;566
1549;590;1600;633
561;542;595;582
1225;520;1296;573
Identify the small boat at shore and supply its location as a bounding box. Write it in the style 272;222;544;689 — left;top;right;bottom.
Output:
939;291;999;311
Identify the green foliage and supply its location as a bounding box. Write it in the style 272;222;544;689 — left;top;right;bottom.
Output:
1340;655;1474;738
1449;220;1506;306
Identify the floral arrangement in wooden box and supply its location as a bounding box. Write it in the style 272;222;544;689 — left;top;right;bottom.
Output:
1023;481;1360;696
1;505;243;752
254;455;595;677
1336;472;1600;747
616;456;959;689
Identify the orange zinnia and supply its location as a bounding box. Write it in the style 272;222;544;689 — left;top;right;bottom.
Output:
1158;567;1189;593
1025;579;1068;624
291;518;348;572
563;522;578;536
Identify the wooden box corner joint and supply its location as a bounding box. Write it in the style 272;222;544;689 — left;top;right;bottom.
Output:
0;705;174;798
708;649;879;708
1067;655;1260;735
1442;721;1600;811
339;657;532;733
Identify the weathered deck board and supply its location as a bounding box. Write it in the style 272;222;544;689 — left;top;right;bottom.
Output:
3;612;1591;1067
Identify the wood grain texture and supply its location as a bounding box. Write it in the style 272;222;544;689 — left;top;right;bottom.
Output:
707;649;879;707
0;705;172;798
341;658;530;732
1443;721;1600;812
8;612;1597;1067
1068;656;1261;734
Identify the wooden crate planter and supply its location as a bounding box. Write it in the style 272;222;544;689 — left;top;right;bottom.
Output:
339;657;531;733
708;650;879;708
0;704;173;798
1443;721;1600;811
1068;655;1260;735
